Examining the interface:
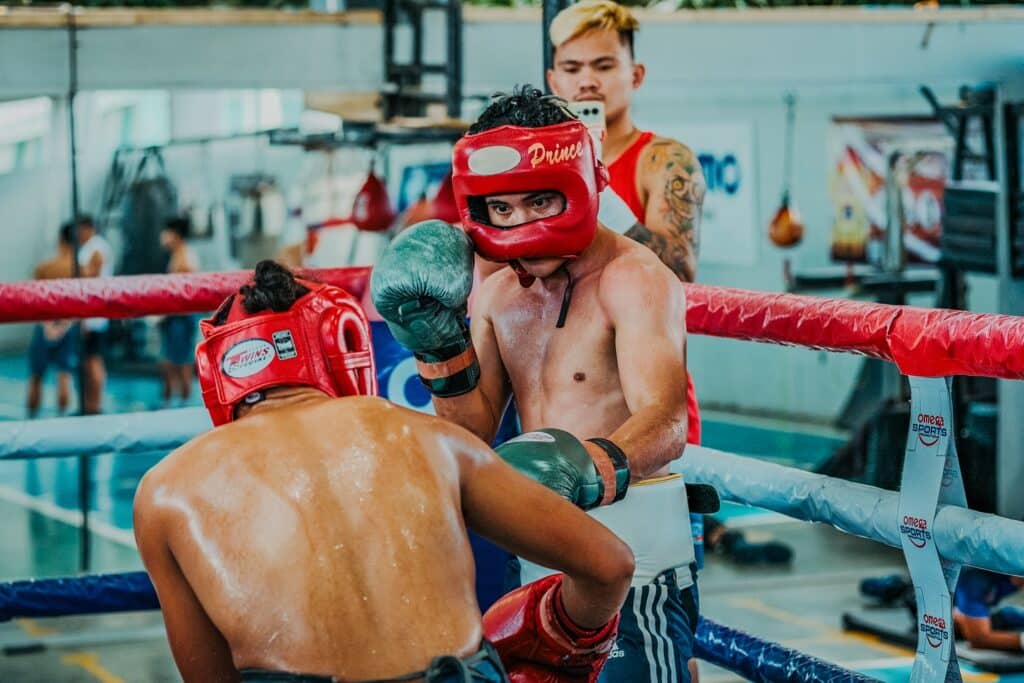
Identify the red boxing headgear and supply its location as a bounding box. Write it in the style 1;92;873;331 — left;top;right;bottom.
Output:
195;280;377;426
451;120;608;262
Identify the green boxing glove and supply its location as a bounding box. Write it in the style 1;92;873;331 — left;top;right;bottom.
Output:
496;429;630;511
371;220;479;397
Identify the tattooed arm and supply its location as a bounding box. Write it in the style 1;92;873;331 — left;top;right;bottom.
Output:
625;139;706;283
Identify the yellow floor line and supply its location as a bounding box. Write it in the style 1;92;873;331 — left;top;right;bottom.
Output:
838;630;918;658
16;621;125;683
728;598;1002;681
783;633;860;647
729;597;915;657
728;597;847;635
14;618;58;637
61;651;125;683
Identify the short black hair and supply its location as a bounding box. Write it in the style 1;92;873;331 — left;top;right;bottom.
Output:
212;260;311;326
76;214;95;230
468;85;576;135
164;216;191;240
58;221;74;246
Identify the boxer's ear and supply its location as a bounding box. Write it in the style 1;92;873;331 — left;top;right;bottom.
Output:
631;62;646;91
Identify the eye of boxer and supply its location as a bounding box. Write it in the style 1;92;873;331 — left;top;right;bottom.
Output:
484;191;566;228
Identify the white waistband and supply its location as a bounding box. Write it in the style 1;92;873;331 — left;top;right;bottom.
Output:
520;474;695;588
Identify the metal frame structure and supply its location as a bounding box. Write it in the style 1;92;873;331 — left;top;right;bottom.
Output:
542;0;572;86
382;0;463;120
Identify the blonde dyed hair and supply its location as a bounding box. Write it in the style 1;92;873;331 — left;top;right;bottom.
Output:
549;0;639;57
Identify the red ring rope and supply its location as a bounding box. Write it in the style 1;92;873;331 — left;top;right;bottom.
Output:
0;268;1021;380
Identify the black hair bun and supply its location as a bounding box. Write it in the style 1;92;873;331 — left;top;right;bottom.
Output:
240;260;310;314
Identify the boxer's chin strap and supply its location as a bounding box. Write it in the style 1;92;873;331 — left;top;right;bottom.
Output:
555;265;574;329
232;390;267;421
509;260;574;329
510;261;535;288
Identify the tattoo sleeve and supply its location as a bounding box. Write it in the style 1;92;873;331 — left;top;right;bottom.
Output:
628;141;707;283
625;222;697;284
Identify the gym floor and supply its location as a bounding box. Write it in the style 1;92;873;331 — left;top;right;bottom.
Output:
0;354;1019;683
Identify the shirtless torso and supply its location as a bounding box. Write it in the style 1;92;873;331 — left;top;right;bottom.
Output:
34;251;75;340
137;396;481;679
35;252;74;280
167;244;198;274
135;392;632;682
465;227;688;481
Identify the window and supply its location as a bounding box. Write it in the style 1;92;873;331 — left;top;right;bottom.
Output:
0;97;52;175
94;91;171;148
224;89;304;134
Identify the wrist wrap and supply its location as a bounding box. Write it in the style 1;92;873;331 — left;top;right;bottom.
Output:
586;437;631;507
414;326;480;398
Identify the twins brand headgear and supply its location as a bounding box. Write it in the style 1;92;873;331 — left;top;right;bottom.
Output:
195;280;377;426
451;119;608;263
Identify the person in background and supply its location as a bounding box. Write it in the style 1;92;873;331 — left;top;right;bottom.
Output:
26;222;79;418
159;216;200;408
955;568;1024;652
76;215;113;414
861;569;1024;652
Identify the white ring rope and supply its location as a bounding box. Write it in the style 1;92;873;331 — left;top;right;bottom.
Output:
6;410;1022;578
675;446;1024;577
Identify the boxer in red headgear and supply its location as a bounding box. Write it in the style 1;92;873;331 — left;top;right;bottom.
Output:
453;117;607;278
373;85;698;682
136;260;633;683
194;270;377;425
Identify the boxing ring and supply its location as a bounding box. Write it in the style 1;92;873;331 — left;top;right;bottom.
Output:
1;267;1023;682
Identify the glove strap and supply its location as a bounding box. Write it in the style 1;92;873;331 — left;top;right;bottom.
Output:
414;333;480;398
586;438;630;507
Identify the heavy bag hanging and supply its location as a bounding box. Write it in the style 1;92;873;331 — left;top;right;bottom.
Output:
350;161;395;232
121;148;179;275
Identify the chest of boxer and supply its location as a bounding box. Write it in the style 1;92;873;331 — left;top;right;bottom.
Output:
490;270;631;437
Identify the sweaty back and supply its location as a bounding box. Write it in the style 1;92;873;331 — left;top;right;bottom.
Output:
163;396;482;680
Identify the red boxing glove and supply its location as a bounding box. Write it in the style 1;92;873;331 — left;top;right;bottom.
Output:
482;574;619;683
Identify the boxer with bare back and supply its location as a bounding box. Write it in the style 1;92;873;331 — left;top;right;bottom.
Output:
135;260;634;683
372;87;697;682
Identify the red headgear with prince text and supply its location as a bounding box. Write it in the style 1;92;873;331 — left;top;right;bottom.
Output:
451;119;608;262
195;280;377;426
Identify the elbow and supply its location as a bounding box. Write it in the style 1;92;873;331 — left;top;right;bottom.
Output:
964;635;990;651
958;624;988;650
663;412;689;463
598;538;635;598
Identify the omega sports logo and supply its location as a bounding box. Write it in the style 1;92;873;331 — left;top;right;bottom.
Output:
911;412;947;447
920;613;950;649
222;339;275;378
899;515;932;549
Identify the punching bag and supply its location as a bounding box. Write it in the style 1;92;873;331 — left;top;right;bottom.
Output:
351;162;395;232
769;94;804;249
120;148;178;275
769;191;804;248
